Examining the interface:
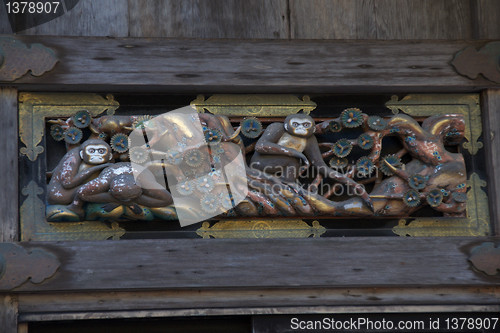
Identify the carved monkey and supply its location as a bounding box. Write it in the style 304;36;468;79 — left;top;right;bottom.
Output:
47;139;113;205
66;162;173;218
250;114;373;210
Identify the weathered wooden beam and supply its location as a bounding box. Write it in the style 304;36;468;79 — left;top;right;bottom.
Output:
8;237;499;292
482;89;500;235
0;87;18;242
17;287;500;317
18;304;500;322
1;36;498;93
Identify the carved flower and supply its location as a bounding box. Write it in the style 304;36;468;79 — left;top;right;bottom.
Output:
64;127;83;144
357;133;374;150
176;180;195;196
196;175;215;193
329;157;348;169
367;116;388;131
165;149;183;165
50;124;65;141
328;120;342;132
110;133;129;153
132;115;153;129
356;156;375;177
184;148;205;167
408;174;428;190
204;128;222;144
221;193;234;210
200;194;219;213
403;189;421;207
128;146;149;164
332;139;352;158
452;191;467;203
380;154;402;176
72;110;91;128
340;108;364;128
426;189;443;207
240;117;263;138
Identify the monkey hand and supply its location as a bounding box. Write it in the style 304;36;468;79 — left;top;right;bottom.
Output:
89;162;113;171
354;183;374;212
324;168;374;212
296;153;310;174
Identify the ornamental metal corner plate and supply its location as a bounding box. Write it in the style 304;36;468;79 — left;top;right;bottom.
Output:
19;93;490;241
0;37;58;82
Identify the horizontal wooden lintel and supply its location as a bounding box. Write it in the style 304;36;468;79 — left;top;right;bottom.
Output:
1;36;498;93
16;286;500;319
6;236;500;293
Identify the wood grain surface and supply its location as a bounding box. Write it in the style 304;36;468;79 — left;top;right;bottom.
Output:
472;0;500;39
0;296;18;333
16;0;129;36
1;0;497;40
482;89;500;235
17;286;500;316
128;0;289;38
0;88;18;242
12;237;498;292
8;36;495;93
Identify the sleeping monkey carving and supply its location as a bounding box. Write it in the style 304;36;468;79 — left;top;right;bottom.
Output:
250;114;374;211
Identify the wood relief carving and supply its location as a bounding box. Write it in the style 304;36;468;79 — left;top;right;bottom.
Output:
19;93;489;240
44;107;467;221
0;37;58;82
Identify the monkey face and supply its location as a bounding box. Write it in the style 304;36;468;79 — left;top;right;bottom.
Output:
80;144;111;165
285;116;315;137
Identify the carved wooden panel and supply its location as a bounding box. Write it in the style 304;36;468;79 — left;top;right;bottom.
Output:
19;93;490;241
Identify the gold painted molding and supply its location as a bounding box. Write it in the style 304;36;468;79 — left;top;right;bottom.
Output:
19;93;119;161
20;181;125;241
19;93;124;241
190;94;316;116
196;220;326;239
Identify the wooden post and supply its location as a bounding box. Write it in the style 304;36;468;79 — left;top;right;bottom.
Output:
0;87;19;242
0;87;18;242
0;295;18;333
482;89;500;235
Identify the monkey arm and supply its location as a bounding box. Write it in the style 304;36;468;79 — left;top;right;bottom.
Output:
57;151;81;189
314;120;332;135
255;123;308;163
62;163;112;189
